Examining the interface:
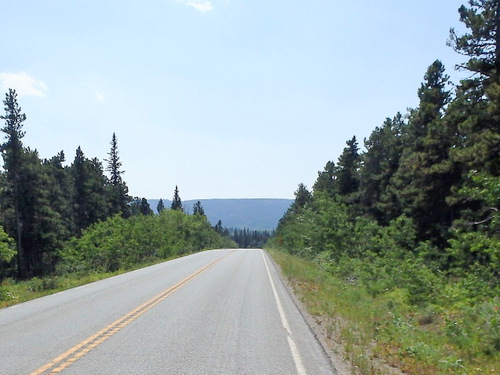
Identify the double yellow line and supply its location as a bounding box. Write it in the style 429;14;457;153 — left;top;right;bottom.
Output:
31;251;233;375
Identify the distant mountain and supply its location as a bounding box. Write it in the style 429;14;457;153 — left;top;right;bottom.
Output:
147;198;293;231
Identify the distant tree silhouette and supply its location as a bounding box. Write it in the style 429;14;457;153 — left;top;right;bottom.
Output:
157;198;165;213
171;185;183;211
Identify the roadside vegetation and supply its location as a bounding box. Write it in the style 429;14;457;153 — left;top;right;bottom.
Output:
268;235;499;374
0;88;235;307
268;1;499;374
1;209;235;308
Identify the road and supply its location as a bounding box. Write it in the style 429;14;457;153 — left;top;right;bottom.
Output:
0;249;336;374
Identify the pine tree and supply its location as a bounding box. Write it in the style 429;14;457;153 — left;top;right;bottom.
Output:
335;136;361;197
1;91;75;277
447;1;500;176
277;183;312;232
0;89;26;278
171;185;183;211
105;133;130;217
448;0;500;80
87;157;109;222
43;151;75;244
359;113;406;223
72;147;88;233
313;161;336;198
140;198;152;215
71;147;108;233
193;201;205;216
129;197;141;216
106;133;122;186
17;149;65;275
214;220;223;234
291;183;312;213
388;61;455;243
409;60;451;148
157;198;165;214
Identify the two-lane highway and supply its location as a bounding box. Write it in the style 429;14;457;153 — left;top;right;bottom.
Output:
0;249;336;374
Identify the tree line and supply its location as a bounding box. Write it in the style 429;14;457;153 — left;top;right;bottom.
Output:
269;1;500;364
273;0;499;284
228;228;272;249
0;90;228;280
0;91;131;279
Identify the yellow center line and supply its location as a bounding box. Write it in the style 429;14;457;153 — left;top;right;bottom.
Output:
30;251;234;375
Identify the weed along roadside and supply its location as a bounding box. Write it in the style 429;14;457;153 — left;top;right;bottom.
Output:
266;249;500;375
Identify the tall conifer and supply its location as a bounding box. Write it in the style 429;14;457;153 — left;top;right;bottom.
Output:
157;198;165;214
105;133;130;216
0;89;26;277
171;186;183;211
193;201;205;216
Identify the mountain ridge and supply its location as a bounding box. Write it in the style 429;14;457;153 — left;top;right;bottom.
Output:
147;198;293;231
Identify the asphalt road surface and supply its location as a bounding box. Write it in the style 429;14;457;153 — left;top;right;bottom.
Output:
0;249;336;374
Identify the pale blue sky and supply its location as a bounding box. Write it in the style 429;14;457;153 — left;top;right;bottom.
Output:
1;0;467;199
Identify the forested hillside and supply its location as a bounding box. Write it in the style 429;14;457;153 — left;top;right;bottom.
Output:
269;1;499;373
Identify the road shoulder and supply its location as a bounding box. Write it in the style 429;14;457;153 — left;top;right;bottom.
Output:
265;250;354;375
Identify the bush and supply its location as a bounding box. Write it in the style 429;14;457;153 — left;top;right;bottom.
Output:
27;276;59;292
58;211;229;274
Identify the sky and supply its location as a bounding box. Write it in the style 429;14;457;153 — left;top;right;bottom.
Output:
1;0;469;200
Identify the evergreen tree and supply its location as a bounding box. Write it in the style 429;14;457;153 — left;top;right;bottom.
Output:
105;133;130;217
72;146;88;233
193;201;205;216
140;198;152;215
359;113;406;224
313;161;336;198
87;157;111;222
71;147;108;233
278;183;312;230
388;61;455;243
129;197;141;216
17;149;65;275
448;0;500;80
409;60;451;148
129;197;153;216
106;133;123;186
43;151;75;244
229;228;271;248
334;136;361;197
0;89;26;278
171;185;183;211
214;220;223;234
447;1;500;176
157;198;165;214
292;183;312;212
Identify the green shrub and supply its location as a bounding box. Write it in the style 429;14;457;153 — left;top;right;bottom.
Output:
27;276;60;292
58;211;229;274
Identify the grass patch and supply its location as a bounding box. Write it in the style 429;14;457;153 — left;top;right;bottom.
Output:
267;248;500;375
0;256;177;309
0;272;119;308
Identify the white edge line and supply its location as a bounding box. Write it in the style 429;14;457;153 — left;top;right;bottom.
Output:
261;250;307;375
